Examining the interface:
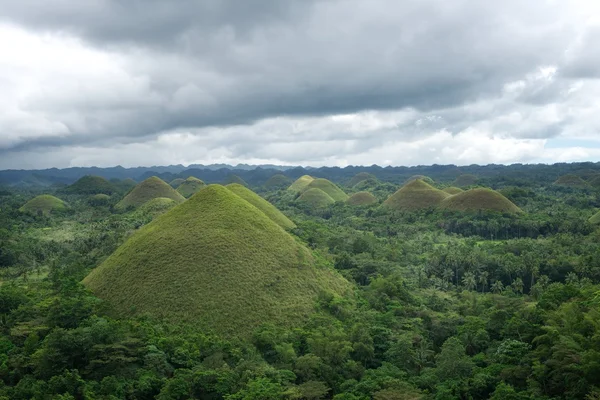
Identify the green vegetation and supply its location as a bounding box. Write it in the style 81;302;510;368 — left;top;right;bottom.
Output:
303;178;349;202
383;179;449;211
169;178;185;188
176;176;206;198
19;194;68;215
452;173;479;187
442;186;464;195
348;172;377;186
296;188;335;208
64;175;115;194
554;174;589;187
288;175;314;192
88;193;111;206
225;174;248;187
589;209;600;224
84;185;348;337
440;188;523;214
116;176;185;209
588;174;600;187
226;183;296;229
264;173;292;188
136;197;177;216
406;175;434;184
347;191;378;206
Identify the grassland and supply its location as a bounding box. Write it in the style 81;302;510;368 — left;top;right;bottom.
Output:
406;175;434;184
169;178;185;188
264;174;292;188
288;175;314;192
65;175;115;194
19;195;68;216
226;184;296;229
440;188;523;214
382;179;449;211
136;197;177;216
176;176;206;198
589;210;600;225
296;188;335;208
116;176;185;209
346;191;378;206
442;187;464;195
303;178;349;202
83;184;349;338
348;172;376;187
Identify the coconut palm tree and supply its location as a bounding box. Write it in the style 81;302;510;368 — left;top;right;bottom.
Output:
462;272;477;291
491;280;504;294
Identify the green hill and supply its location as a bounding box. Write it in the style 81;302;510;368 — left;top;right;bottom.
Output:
452;174;479;187
169;178;185;188
83;185;348;338
348;172;377;187
296;188;335;208
303;178;349;202
225;174;248;187
587;175;600;188
135;197;177;216
353;178;379;190
346;191;378;206
264;174;292;189
176;177;206;198
589;210;600;225
65;175;115;195
554;174;588;188
440;188;523;214
20;195;67;216
442;187;464;195
288;175;314;192
226;184;296;230
116;177;185;209
89;194;111;206
406;175;434;185
383;180;449;211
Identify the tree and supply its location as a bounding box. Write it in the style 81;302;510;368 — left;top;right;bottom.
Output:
491;280;505;294
511;278;524;295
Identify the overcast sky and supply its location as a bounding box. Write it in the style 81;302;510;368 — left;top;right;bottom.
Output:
1;0;599;169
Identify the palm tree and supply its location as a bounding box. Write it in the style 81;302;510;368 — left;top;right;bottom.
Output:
462;272;477;291
491;280;504;294
511;278;524;294
478;271;489;293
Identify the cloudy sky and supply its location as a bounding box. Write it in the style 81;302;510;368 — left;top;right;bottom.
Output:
1;0;600;169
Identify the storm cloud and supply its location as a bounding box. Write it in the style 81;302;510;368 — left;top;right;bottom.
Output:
0;0;599;168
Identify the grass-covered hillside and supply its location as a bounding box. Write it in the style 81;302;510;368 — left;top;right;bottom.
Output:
303;178;348;202
383;179;449;211
288;175;314;192
83;185;349;337
554;174;588;188
116;176;185;209
348;172;377;187
226;184;296;230
225;174;248;187
135;197;177;216
406;175;434;185
346;191;378;206
169;178;185;188
442;186;464;195
296;187;336;208
19;194;67;215
264;174;291;188
65;175;115;195
176;176;205;198
440;188;523;214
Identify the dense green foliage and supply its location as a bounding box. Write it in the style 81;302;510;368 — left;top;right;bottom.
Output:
2;162;600;399
554;174;589;188
175;176;206;198
440;188;523;214
453;174;479;187
348;173;377;187
116;177;185;209
265;174;292;188
19;194;68;216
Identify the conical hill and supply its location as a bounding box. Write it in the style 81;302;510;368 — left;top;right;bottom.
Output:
116;176;185;209
65;175;115;195
225;174;248;187
554;174;588;188
296;188;335;208
347;191;378;206
264;174;292;188
303;178;348;202
589;210;600;225
83;185;348;337
440;188;523;214
348;172;376;187
442;187;464;195
169;178;185;188
288;175;314;193
176;176;206;198
226;183;296;229
383;179;450;211
20;195;68;216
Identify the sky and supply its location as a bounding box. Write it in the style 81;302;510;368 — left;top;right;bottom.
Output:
1;0;600;169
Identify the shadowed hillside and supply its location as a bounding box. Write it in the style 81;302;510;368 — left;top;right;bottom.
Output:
116;176;185;209
169;178;185;188
176;176;206;198
348;172;377;187
65;175;115;195
83;185;348;338
264;174;292;188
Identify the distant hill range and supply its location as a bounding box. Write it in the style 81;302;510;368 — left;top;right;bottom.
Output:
1;161;600;188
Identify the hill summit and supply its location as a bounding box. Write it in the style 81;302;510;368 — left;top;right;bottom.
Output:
264;174;292;188
225;184;296;230
83;185;348;337
348;172;377;187
116;176;185;209
20;195;68;216
296;188;335;208
65;175;115;195
554;174;588;188
288;175;315;192
383;179;449;211
347;191;378;206
303;178;348;202
440;188;523;214
176;176;206;198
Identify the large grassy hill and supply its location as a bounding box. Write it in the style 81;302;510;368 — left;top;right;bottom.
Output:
440;188;523;214
83;185;348;338
116;176;185;209
383;180;449;211
303;178;348;202
169;178;185;188
226;183;296;230
65;175;115;195
176;176;206;198
20;195;67;215
406;175;434;185
288;175;314;192
295;188;335;208
554;174;588;188
346;191;378;206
